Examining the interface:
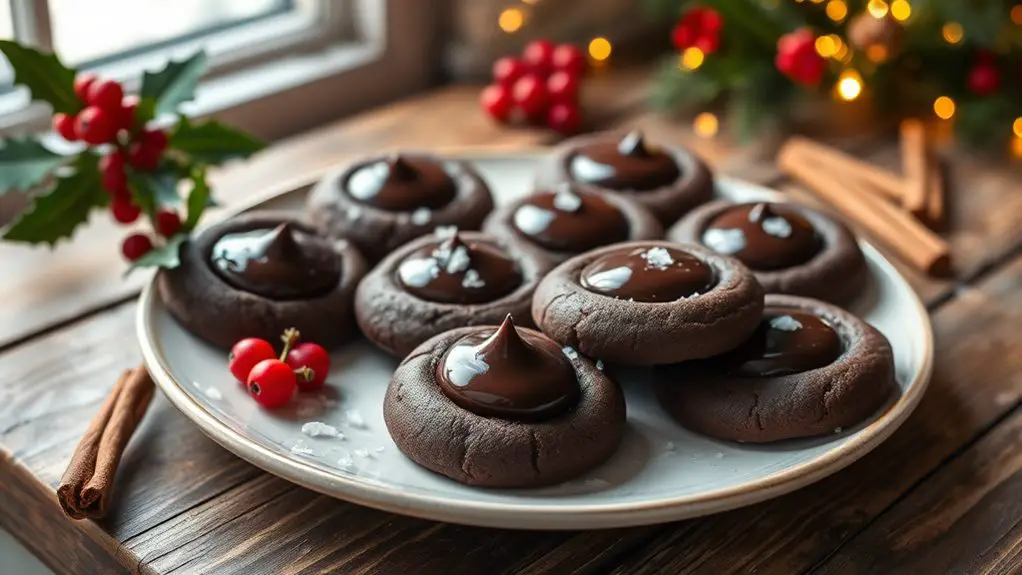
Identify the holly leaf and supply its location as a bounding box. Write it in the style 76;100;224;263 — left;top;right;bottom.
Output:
169;117;265;165
2;155;104;245
140;51;208;116
0;137;69;194
128;171;180;219
126;233;188;273
0;40;79;114
184;168;210;231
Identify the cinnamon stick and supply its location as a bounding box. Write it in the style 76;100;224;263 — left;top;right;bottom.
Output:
57;366;155;520
778;145;951;276
781;136;906;203
924;154;945;230
899;119;929;217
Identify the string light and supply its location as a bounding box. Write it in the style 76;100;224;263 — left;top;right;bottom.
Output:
933;96;956;120
942;22;964;44
694;113;719;138
835;41;851;62
890;0;912;21
1012;5;1022;25
867;0;889;18
836;69;863;101
588;37;612;62
498;8;524;33
680;47;705;70
826;0;848;22
1014;117;1022;138
867;44;889;62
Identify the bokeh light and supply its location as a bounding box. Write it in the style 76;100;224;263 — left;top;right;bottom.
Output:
815;35;837;57
826;0;848;22
867;44;889;62
680;47;705;70
694;112;719;138
890;0;911;21
1013;117;1022;138
588;37;612;61
933;96;956;120
942;22;964;44
498;8;524;33
1012;5;1022;25
837;70;863;101
867;0;889;18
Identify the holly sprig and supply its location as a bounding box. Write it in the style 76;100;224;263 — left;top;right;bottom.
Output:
0;42;265;270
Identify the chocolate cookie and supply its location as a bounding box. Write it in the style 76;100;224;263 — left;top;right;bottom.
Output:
384;316;626;487
158;211;367;349
655;294;896;443
356;229;554;357
532;241;764;365
668;200;868;305
306;153;494;262
533;130;714;225
483;183;663;264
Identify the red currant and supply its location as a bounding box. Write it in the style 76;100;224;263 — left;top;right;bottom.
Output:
75;106;117;144
552;44;586;76
546;71;579;104
74;75;96;103
52;113;78;141
87;79;124;111
155;209;182;237
127;129;167;170
511;74;548;120
99;151;127;195
111;199;141;224
229;338;277;383
522;39;555;75
547;102;581;134
121;233;153;261
286;343;330;391
480;83;513;122
118;95;139;132
492;56;527;87
247;359;297;408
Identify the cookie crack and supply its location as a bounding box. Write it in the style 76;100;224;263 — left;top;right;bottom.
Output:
538;292;570;326
529;430;541;477
750;392;764;431
819;381;836;422
459;430;475;482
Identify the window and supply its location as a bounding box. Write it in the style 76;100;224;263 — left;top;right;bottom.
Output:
0;1;441;139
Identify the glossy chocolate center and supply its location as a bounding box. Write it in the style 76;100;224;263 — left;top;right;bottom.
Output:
720;308;842;377
209;223;341;300
344;155;457;211
436;315;580;421
701;203;822;271
580;246;714;302
396;232;522;304
568;131;681;191
512;186;629;252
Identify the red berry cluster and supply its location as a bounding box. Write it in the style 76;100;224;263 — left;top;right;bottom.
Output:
229;328;330;409
671;6;724;55
775;29;827;86
52;74;173;262
480;40;587;134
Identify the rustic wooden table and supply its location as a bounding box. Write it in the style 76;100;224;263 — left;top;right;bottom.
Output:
2;69;1021;575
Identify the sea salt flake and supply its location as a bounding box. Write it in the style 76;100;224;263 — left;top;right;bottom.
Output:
354;448;373;459
410;207;432;226
562;346;579;360
642;247;674;269
769;315;803;332
462;269;485;289
444;245;471;274
337;457;356;470
703;228;746;255
203;386;223;400
434;225;458;239
290;444;316;456
553;188;583;212
344;409;368;429
596;360;605;371
301;421;342;439
761;216;793;238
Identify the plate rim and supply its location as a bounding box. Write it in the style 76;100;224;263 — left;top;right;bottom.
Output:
136;153;933;529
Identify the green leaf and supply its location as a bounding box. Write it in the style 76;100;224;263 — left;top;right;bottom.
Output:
128;170;180;218
184;168;210;231
140;51;208;116
2;155;104;245
0;40;79;114
0;137;69;194
169;117;265;165
133;97;157;130
126;233;188;273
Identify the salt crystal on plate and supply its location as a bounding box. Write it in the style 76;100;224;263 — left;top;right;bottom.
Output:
301;421;342;439
354;448;373;459
290;444;315;456
337;457;355;470
410;207;431;226
204;386;223;400
345;410;367;429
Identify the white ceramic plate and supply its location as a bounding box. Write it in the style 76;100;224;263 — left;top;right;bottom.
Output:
138;152;932;530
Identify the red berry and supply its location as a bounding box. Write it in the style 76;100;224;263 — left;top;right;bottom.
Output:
492;56;527;87
74;106;117;144
121;233;153;261
73;75;96;103
480;83;514;122
99;151;127;194
546;102;581;134
522;39;556;75
546;71;580;104
111;200;141;224
52;113;78;141
87;79;124;111
155;209;182;237
229;338;277;383
551;44;586;76
968;63;1000;95
118;95;139;132
127;130;167;170
286;343;330;391
247;359;297;408
775;29;826;86
511;74;548;119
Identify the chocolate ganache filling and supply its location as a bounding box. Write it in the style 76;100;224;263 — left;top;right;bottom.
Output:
568;131;681;191
701;203;822;271
512;186;629;252
345;155;457;211
718;308;843;377
396;232;522;304
580;246;715;302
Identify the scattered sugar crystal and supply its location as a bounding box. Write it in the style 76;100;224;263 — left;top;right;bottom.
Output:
584;478;611;488
596;360;605;371
344;409;367;429
203;386;223;400
410;207;432;226
762;216;793;238
434;225;458;239
769;315;803;332
642;247;674;269
444;245;471;274
301;421;342;439
354;448;373;459
462;269;485;289
337;457;356;470
290;444;316;456
703;228;746;255
553;188;582;212
715;452;724;459
562;346;579;360
834;427;843;434
664;441;676;452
